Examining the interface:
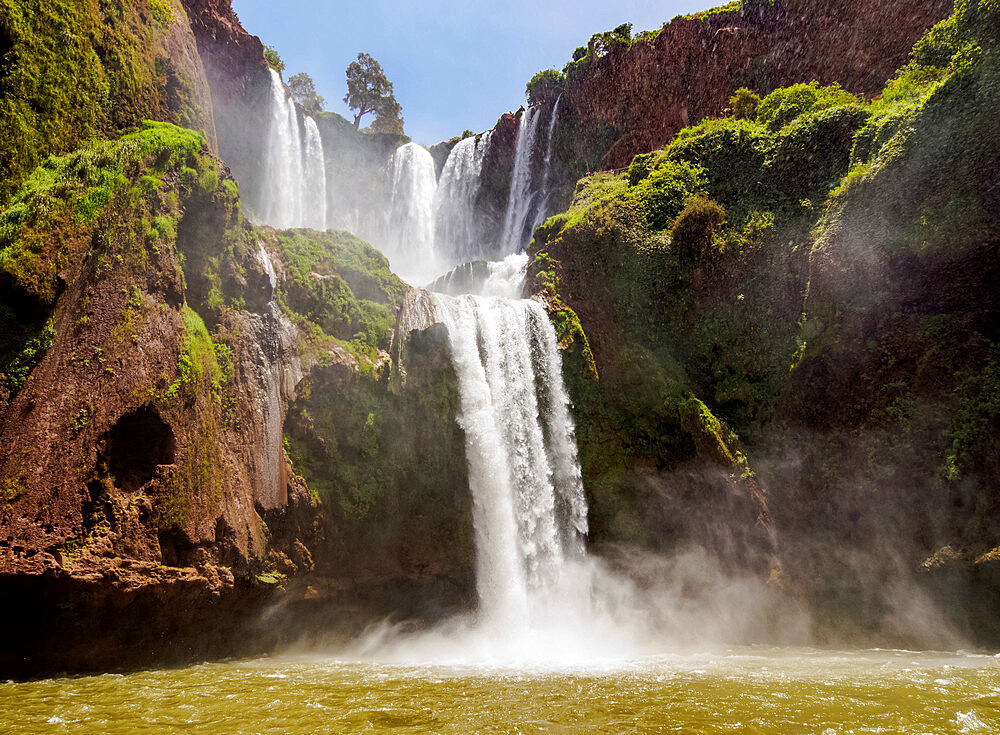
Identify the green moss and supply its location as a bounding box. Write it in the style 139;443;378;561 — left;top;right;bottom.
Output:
166;305;223;401
273;229;405;358
0;122;206;303
148;0;173;26
0;317;54;393
0;0;189;202
1;474;25;504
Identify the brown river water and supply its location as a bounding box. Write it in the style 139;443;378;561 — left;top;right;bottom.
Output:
2;647;998;733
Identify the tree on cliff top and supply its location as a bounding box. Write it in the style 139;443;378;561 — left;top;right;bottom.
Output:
344;53;402;132
288;73;325;115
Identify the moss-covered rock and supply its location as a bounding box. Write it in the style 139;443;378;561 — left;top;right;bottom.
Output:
0;0;216;203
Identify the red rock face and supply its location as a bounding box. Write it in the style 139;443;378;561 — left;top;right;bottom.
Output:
181;0;272;210
564;0;952;169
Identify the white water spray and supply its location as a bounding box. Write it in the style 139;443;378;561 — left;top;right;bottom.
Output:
302;116;327;231
499;106;542;254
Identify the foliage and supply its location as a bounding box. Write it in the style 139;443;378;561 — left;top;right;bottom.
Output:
670;196;727;261
756;82;858;130
0;316;54;394
526;69;566;105
628;158;707;231
370;97;404;135
272;229;404;357
344;52;401;131
287;72;325;115
263;44;284;73
770;104;871;203
666;118;775;224
730;88;761;119
0;0;190;202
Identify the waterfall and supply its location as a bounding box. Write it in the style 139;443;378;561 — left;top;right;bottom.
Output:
499;106;542;254
302;116;327;231
264;69;304;228
387;142;440;285
530;96;561;236
432;278;588;632
433;132;493;263
262;69;330;231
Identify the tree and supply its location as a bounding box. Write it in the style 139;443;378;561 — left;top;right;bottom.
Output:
729;87;760;120
287;72;325;115
344;53;401;131
526;69;565;105
370;97;404;135
263;45;284;73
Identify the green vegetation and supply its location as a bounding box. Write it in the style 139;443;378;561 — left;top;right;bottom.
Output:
271;229;405;361
344;52;403;133
526;69;566;105
0;122;208;304
287;72;325;115
284;324;474;587
0;0;210;202
523;0;1000;623
263;44;284;73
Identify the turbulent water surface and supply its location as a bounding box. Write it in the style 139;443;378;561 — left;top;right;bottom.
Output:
4;649;998;733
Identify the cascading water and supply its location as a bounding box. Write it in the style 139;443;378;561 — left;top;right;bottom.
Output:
432;284;588;636
529;95;561;236
387;142;440;284
433;132;493;263
264;69;304;228
262;69;328;231
302;116;328;231
499;106;542;254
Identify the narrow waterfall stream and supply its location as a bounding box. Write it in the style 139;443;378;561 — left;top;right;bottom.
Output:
301;116;327;231
500;106;542;253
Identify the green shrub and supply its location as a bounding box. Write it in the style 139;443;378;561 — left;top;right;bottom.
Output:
263;45;285;73
526;69;566;105
730;87;761;120
670;195;727;261
667;118;774;222
629;159;706;231
757;82;858;130
770;104;871;202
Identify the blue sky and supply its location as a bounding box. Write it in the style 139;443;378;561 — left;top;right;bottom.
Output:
230;0;718;145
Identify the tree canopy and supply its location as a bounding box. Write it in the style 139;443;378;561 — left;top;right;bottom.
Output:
288;72;325;115
344;53;403;133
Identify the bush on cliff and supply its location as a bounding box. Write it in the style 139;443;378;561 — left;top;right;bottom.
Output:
526;69;566;105
756;82;858;130
670;196;727;262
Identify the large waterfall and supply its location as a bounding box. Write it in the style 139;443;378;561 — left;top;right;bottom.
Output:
499;106;542;253
262;69;327;230
387;142;440;285
433;283;590;637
